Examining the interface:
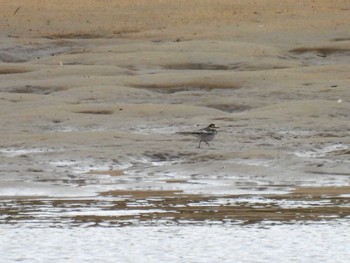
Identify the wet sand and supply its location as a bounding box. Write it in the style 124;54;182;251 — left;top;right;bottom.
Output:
1;0;350;228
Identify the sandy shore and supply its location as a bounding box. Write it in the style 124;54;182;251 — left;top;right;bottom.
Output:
0;0;349;225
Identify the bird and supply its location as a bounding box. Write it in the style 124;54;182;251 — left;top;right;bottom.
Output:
177;124;219;148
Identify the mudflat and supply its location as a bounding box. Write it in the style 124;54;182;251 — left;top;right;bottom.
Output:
0;0;349;226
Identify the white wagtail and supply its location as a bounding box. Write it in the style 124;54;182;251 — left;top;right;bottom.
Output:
177;124;219;148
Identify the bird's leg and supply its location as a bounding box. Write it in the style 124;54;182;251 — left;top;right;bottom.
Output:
205;141;210;146
198;141;202;148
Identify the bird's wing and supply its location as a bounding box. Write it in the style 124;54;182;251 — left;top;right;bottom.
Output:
197;129;211;134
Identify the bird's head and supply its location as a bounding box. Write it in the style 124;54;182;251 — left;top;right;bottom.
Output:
208;124;219;129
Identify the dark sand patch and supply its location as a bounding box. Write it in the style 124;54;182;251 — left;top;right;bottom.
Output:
331;37;350;42
205;103;251;113
74;110;114;115
143;151;192;162
0;68;31;74
3;85;67;95
164;63;240;71
44;33;105;39
290;46;350;57
44;28;142;39
164;62;292;71
132;82;242;94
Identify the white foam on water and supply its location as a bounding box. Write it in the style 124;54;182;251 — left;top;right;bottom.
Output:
0;182;96;197
54;126;80;132
150;160;177;167
230;158;274;167
0;147;59;157
294;143;349;158
48;159;131;174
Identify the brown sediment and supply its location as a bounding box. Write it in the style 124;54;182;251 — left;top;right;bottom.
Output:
85;170;125;176
95;189;350;224
0;68;31;74
291;186;350;197
58;192;350;224
1;188;349;226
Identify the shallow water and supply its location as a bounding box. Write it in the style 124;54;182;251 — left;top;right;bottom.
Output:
1;144;349;228
1;221;350;263
1;145;349;262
